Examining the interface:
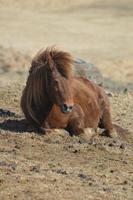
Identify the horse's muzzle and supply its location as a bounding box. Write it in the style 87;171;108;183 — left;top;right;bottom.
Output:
60;104;73;114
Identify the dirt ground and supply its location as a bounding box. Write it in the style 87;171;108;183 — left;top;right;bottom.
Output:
0;0;133;199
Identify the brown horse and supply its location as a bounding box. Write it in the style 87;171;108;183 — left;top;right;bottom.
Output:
21;47;116;137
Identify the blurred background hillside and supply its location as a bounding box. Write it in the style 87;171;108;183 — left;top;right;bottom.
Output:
0;0;133;85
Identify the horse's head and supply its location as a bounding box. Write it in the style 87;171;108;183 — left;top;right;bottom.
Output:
48;67;74;114
44;48;74;114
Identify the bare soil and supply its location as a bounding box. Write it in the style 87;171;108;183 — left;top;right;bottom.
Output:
0;1;133;199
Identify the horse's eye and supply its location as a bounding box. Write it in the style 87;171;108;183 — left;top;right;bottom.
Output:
53;79;60;91
54;80;59;85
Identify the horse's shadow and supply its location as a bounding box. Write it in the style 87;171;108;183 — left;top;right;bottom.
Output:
0;108;33;133
0;119;31;133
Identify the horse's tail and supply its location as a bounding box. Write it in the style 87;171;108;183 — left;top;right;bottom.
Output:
113;123;130;135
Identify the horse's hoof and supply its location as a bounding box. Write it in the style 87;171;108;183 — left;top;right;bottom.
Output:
109;130;118;138
40;127;52;135
79;128;96;141
102;129;118;138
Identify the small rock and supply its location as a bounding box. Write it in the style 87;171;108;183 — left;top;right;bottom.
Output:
0;161;7;166
0;179;4;184
73;149;80;153
123;88;128;94
123;180;128;185
52;179;57;182
30;165;40;173
107;92;114;97
10;163;17;170
78;173;87;179
108;143;114;147
56;169;67;175
110;170;114;173
103;187;111;192
14;144;20;149
120;144;125;149
123;161;128;164
68;145;73;148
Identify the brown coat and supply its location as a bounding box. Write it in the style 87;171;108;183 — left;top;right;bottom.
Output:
21;47;115;137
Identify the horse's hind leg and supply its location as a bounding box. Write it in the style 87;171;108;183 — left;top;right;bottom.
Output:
100;104;117;138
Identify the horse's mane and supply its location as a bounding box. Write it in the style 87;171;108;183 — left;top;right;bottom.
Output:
21;47;73;127
30;47;73;78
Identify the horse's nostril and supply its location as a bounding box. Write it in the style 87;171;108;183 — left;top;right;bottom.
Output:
61;104;73;114
69;106;73;110
63;104;68;110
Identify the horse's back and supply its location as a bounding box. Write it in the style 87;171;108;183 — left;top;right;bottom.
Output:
72;78;101;128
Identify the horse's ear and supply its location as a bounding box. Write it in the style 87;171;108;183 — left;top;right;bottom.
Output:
51;66;60;79
47;55;59;78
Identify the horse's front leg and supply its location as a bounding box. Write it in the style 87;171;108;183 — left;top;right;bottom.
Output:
40;120;53;135
67;116;96;141
66;105;92;139
65;104;84;136
66;105;96;140
66;117;84;136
